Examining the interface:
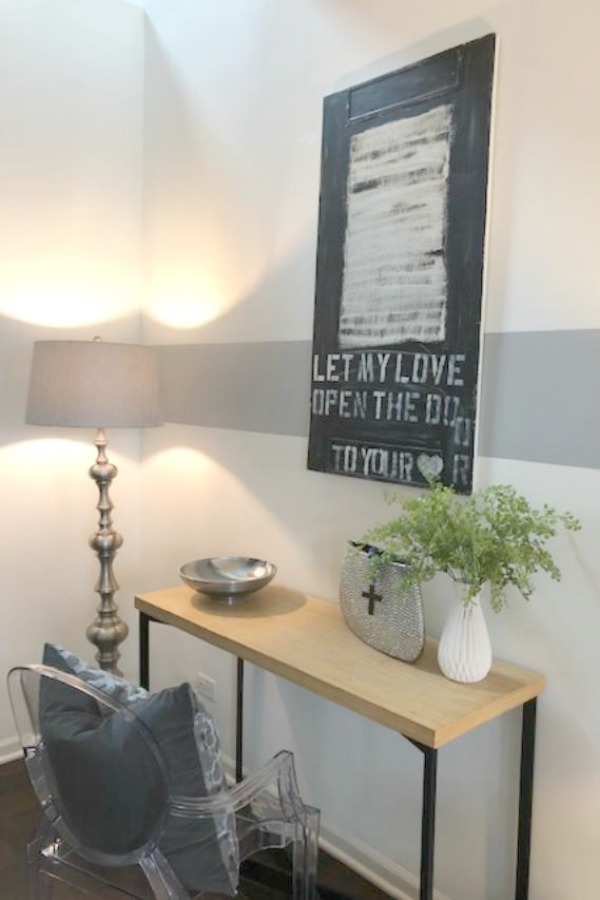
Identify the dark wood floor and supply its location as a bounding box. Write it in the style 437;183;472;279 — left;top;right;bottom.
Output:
0;760;391;900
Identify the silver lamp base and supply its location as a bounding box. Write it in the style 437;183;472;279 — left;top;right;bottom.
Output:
86;428;128;675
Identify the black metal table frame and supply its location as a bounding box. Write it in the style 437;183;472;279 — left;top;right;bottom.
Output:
139;611;537;900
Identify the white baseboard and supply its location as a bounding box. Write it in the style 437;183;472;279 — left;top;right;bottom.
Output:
222;753;451;900
318;821;451;900
0;735;22;764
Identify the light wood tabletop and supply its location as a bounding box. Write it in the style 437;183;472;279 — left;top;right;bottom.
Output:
135;583;545;749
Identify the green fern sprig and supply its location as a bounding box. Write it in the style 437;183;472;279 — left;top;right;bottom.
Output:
362;482;581;611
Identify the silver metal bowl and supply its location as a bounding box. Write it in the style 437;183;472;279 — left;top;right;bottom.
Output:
179;557;277;602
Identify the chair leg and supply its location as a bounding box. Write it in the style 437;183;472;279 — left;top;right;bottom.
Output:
140;849;189;900
292;806;320;900
27;819;56;900
304;806;320;900
27;866;52;900
292;830;306;900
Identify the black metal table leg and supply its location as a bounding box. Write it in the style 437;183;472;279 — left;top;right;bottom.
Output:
515;699;537;899
420;747;438;900
236;657;244;782
139;612;151;690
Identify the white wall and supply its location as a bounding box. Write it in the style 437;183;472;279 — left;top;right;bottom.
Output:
0;0;145;751
141;2;600;899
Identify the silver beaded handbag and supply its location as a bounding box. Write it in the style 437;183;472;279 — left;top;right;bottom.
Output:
339;542;425;662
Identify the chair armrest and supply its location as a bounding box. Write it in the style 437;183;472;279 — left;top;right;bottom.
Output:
170;750;296;818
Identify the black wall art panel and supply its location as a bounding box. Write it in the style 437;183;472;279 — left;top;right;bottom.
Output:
307;35;496;494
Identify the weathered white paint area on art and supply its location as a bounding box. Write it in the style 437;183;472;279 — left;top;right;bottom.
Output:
339;105;452;347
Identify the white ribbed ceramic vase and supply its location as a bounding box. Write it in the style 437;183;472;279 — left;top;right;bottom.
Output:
437;588;492;683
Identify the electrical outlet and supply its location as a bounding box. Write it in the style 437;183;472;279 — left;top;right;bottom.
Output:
194;672;216;703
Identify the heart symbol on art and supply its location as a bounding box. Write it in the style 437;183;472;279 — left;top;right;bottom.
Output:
417;453;444;481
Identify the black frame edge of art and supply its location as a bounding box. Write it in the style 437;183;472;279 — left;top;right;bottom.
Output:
307;34;496;494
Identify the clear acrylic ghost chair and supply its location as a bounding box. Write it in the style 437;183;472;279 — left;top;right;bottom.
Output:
8;664;319;899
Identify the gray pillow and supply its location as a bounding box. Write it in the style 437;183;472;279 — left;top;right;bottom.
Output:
46;644;148;704
39;645;166;858
41;644;238;895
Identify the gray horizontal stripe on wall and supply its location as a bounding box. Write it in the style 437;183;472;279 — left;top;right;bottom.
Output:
157;342;312;437
158;330;600;469
478;329;600;470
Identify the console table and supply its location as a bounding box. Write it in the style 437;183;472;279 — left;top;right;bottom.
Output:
135;583;545;900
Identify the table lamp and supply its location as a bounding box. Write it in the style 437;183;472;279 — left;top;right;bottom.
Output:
26;338;163;674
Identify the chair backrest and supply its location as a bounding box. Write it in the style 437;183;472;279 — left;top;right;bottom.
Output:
8;664;171;868
8;660;319;899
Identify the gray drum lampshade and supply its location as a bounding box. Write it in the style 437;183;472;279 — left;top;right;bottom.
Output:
26;340;163;429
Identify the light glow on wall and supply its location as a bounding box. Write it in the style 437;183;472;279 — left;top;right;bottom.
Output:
143;444;218;480
0;266;140;327
1;437;91;469
142;436;309;556
0;439;94;524
2;437;140;482
142;442;278;529
146;270;226;329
